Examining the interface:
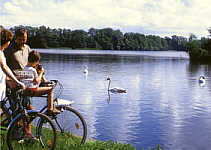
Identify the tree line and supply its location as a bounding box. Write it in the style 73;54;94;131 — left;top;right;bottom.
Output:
1;25;188;51
187;28;211;61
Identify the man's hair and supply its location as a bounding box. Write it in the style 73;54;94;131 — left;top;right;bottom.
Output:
0;29;14;46
28;50;41;63
15;28;27;37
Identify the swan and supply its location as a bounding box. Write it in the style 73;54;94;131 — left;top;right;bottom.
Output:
199;76;205;84
107;77;126;93
83;66;88;75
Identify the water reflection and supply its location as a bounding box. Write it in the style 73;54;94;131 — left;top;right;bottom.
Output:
35;50;211;150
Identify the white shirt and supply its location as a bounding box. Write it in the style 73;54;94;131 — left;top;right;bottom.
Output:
0;51;6;101
17;66;38;89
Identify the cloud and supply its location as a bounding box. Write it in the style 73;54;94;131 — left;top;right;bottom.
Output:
1;0;211;38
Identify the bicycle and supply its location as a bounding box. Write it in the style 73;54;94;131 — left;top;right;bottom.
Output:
38;80;88;144
0;87;57;150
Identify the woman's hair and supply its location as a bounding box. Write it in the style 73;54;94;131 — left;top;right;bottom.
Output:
0;29;14;46
28;50;41;63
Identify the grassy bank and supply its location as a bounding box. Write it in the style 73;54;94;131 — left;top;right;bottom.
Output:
0;128;162;150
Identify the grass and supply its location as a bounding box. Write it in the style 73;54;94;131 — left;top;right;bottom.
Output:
0;127;162;150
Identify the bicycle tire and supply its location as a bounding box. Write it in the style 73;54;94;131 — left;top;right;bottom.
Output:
7;111;57;150
54;106;87;144
0;111;11;129
0;102;11;129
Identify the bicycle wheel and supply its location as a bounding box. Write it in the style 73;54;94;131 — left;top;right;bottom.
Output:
7;112;57;150
0;101;11;130
55;106;87;144
0;111;11;131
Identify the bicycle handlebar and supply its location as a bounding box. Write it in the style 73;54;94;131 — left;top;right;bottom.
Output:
50;80;58;83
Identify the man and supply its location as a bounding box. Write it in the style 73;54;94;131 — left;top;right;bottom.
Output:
4;28;31;72
5;28;47;83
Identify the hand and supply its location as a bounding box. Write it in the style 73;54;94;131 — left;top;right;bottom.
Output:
40;67;44;73
38;67;44;75
19;82;26;90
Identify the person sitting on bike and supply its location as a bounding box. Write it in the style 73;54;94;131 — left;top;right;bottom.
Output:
18;50;60;114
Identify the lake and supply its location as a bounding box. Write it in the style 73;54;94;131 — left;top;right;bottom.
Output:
34;49;211;150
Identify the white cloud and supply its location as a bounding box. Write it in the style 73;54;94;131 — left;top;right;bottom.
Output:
1;0;211;38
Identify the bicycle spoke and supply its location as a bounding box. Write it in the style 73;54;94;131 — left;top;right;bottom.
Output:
55;106;87;144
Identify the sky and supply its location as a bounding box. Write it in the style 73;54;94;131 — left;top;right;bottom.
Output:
0;0;211;38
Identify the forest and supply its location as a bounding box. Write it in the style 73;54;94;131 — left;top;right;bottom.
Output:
1;25;211;61
1;25;188;51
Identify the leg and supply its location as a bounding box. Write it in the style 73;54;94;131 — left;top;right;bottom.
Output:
32;87;53;110
31;87;60;113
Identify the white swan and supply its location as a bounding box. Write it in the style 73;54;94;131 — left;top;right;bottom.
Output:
199;76;205;83
83;66;88;75
107;77;126;93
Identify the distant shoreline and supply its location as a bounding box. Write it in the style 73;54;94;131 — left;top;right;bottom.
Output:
36;48;189;59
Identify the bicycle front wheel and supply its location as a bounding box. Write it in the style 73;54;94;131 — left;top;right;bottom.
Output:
7;111;57;150
0;108;11;129
55;106;87;144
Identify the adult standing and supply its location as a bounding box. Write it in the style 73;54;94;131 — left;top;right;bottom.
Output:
4;28;30;72
0;29;25;101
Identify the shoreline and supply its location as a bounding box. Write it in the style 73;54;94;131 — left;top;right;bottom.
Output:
35;48;190;59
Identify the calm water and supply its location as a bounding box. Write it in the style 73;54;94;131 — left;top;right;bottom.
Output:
34;49;211;150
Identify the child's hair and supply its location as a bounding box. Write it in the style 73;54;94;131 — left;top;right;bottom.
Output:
28;50;41;63
0;29;14;46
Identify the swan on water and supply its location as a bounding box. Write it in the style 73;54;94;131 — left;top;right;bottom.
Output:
199;76;205;84
199;76;205;87
107;77;126;93
83;66;88;75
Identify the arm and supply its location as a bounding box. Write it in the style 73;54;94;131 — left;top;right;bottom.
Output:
41;74;48;83
34;68;44;84
0;53;25;89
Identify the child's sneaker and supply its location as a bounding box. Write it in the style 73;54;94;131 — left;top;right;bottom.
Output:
27;104;35;110
48;108;61;114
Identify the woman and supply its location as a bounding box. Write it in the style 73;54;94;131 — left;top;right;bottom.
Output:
0;28;25;101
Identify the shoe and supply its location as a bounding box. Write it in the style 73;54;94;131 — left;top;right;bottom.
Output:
48;108;61;114
18;134;39;144
27;104;35;110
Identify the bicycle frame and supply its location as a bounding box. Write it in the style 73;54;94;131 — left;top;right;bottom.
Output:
7;109;38;129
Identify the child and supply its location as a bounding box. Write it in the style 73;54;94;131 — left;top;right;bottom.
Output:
19;50;60;113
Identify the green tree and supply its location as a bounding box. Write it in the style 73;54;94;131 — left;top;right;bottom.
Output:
123;33;139;50
112;29;124;50
94;28;114;50
187;40;208;60
46;28;60;48
70;30;88;49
